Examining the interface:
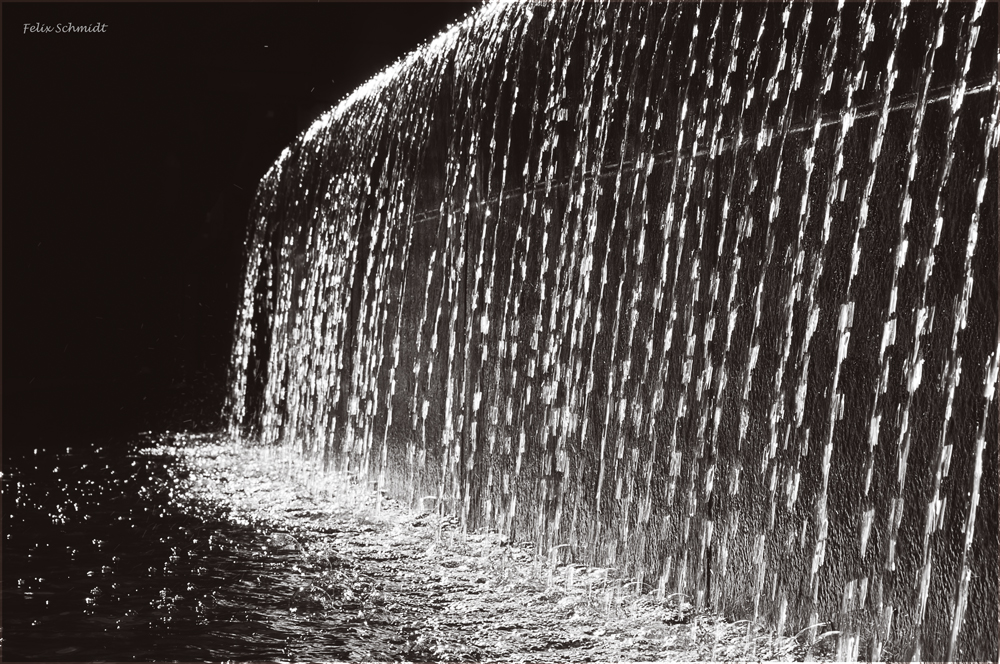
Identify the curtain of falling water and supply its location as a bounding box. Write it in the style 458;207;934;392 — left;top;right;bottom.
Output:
226;1;998;659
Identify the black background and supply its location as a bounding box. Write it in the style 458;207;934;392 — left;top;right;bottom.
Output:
5;2;479;445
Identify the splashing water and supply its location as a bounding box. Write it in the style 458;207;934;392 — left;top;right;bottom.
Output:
226;2;997;659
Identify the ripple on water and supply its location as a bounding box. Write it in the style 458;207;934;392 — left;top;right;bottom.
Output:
3;433;365;661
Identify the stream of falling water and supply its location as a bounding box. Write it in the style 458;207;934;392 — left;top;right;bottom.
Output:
227;1;998;659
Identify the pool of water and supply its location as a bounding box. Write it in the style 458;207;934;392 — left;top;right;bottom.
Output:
4;431;840;663
2;433;422;662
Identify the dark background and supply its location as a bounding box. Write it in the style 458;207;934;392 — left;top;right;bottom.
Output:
4;2;480;445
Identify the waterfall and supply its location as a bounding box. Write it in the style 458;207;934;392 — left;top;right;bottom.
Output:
226;1;998;659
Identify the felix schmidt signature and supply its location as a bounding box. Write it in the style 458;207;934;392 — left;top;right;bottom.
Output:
24;22;108;34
